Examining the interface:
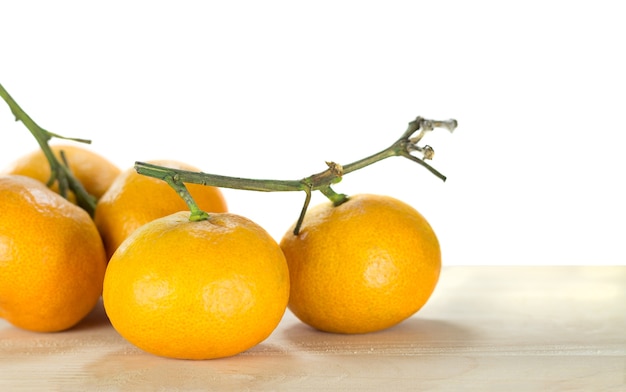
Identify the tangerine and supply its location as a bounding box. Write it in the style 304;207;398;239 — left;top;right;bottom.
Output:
94;160;228;259
2;144;121;201
280;193;441;334
0;175;107;332
103;211;290;359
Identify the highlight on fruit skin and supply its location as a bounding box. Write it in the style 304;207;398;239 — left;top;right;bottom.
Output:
280;193;441;334
102;211;290;360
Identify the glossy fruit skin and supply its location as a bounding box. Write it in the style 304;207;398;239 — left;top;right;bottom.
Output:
103;211;290;360
0;175;107;332
280;194;441;334
94;160;228;259
2;144;121;201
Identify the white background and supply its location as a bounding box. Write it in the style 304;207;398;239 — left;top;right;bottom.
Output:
1;1;624;265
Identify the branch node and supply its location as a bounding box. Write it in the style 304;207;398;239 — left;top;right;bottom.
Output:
325;161;344;177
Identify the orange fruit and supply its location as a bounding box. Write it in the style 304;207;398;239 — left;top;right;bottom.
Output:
2;144;121;201
280;193;441;334
0;175;107;332
94;160;228;259
103;211;290;360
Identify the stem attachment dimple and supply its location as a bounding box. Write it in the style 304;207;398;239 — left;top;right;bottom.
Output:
319;186;348;207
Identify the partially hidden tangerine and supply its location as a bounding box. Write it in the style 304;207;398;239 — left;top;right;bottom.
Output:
95;160;228;259
2;144;121;201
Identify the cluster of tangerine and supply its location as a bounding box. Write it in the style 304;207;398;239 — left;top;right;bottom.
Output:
0;82;455;360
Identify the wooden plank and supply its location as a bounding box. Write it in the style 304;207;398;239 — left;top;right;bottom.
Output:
1;266;624;391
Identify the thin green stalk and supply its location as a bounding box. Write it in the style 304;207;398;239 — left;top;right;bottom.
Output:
135;116;457;234
2;82;457;232
0;83;97;216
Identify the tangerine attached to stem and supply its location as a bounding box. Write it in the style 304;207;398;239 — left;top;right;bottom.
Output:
103;211;290;359
2;144;121;202
280;194;441;334
95;160;227;259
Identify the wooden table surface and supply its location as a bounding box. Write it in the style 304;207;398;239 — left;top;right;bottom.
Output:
1;266;624;391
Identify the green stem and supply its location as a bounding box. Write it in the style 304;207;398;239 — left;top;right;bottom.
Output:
0;83;97;216
135;116;457;234
162;174;210;222
135;163;306;193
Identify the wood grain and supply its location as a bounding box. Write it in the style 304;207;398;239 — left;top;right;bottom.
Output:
1;266;624;391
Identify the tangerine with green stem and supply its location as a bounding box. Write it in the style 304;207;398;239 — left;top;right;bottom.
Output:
133;116;457;235
3;82;457;342
280;193;441;334
94;160;228;259
0;83;98;215
103;211;290;360
129;117;453;336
